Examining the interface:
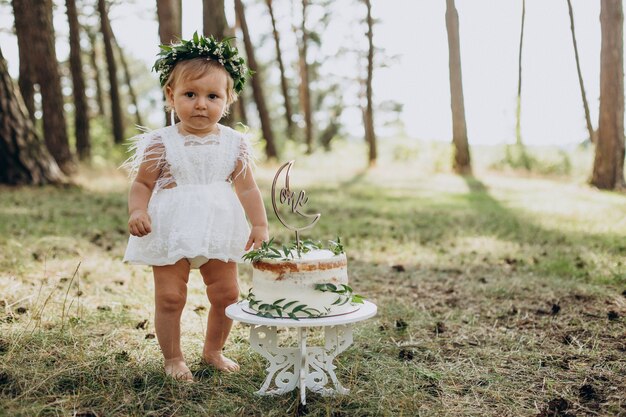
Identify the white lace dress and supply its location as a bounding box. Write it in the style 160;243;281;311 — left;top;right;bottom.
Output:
123;123;253;268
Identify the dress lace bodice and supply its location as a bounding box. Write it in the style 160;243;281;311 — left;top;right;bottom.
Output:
124;123;254;193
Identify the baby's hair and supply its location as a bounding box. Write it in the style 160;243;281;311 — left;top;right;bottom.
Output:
163;58;238;115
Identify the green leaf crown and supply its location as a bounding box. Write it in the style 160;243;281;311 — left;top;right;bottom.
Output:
152;31;251;94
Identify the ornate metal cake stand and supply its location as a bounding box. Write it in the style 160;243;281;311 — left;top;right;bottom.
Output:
225;300;377;405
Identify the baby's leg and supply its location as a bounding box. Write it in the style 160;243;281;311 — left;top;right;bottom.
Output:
199;259;240;372
153;259;193;381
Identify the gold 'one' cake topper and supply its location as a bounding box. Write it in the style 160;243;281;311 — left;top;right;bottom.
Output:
271;160;320;248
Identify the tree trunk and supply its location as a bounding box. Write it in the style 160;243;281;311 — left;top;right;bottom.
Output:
566;0;595;144
0;47;65;185
157;0;182;44
236;94;248;125
98;0;124;143
320;114;341;152
511;0;531;170
298;0;313;153
86;28;105;117
591;0;624;189
157;0;182;126
445;0;471;175
266;0;295;137
203;0;227;40
110;28;143;127
516;0;525;147
231;9;247;126
234;0;278;159
204;0;242;126
12;0;36;123
66;0;91;160
363;0;377;166
29;0;74;174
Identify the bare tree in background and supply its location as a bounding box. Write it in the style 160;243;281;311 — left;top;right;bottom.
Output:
516;0;525;147
203;0;242;126
157;0;182;44
0;47;65;185
98;0;124;143
298;0;313;153
203;0;227;40
266;0;295;137
66;0;91;160
445;0;471;174
234;0;278;159
566;0;595;144
591;0;624;189
110;29;143;127
234;9;248;125
12;0;36;123
13;0;74;174
508;0;532;170
86;27;105;117
363;0;377;166
157;0;182;125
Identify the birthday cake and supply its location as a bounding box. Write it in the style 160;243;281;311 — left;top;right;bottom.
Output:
245;160;363;318
245;245;362;318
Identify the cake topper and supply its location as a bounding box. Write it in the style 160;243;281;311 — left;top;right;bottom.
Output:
271;160;320;248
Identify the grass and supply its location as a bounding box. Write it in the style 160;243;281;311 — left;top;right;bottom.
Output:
0;141;625;416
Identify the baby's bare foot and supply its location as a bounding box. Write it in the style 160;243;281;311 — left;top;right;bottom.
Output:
202;351;240;372
164;358;194;382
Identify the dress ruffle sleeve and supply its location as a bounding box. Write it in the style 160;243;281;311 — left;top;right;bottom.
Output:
120;129;174;191
233;131;256;180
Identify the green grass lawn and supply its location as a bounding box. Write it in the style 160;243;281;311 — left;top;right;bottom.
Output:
0;143;624;416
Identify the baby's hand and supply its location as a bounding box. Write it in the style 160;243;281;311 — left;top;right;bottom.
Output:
128;210;152;237
245;225;269;250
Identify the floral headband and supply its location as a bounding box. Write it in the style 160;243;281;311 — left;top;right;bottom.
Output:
152;32;251;94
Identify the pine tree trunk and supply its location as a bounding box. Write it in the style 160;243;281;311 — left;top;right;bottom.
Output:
204;0;242;126
591;0;624;189
86;28;105;117
203;0;227;40
12;0;36;123
229;9;247;126
66;0;91;160
30;0;74;174
156;0;182;44
234;0;278;159
298;0;313;153
98;0;124;143
0;47;65;185
266;0;295;137
364;0;377;166
445;0;471;175
110;28;143;127
511;0;531;170
236;94;248;125
516;0;525;147
157;0;182;126
566;0;595;144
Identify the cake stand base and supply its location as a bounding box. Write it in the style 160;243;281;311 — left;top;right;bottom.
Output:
226;300;377;405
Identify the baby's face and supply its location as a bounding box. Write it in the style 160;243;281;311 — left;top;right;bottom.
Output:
168;69;228;136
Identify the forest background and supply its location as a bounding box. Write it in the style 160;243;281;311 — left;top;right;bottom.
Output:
0;0;625;416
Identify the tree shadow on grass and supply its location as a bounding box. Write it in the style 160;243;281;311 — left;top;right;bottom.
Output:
461;175;626;258
291;171;626;285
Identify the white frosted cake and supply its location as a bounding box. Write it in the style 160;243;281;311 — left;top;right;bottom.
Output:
247;249;359;318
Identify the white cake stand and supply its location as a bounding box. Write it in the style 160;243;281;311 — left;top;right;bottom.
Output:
226;300;377;406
